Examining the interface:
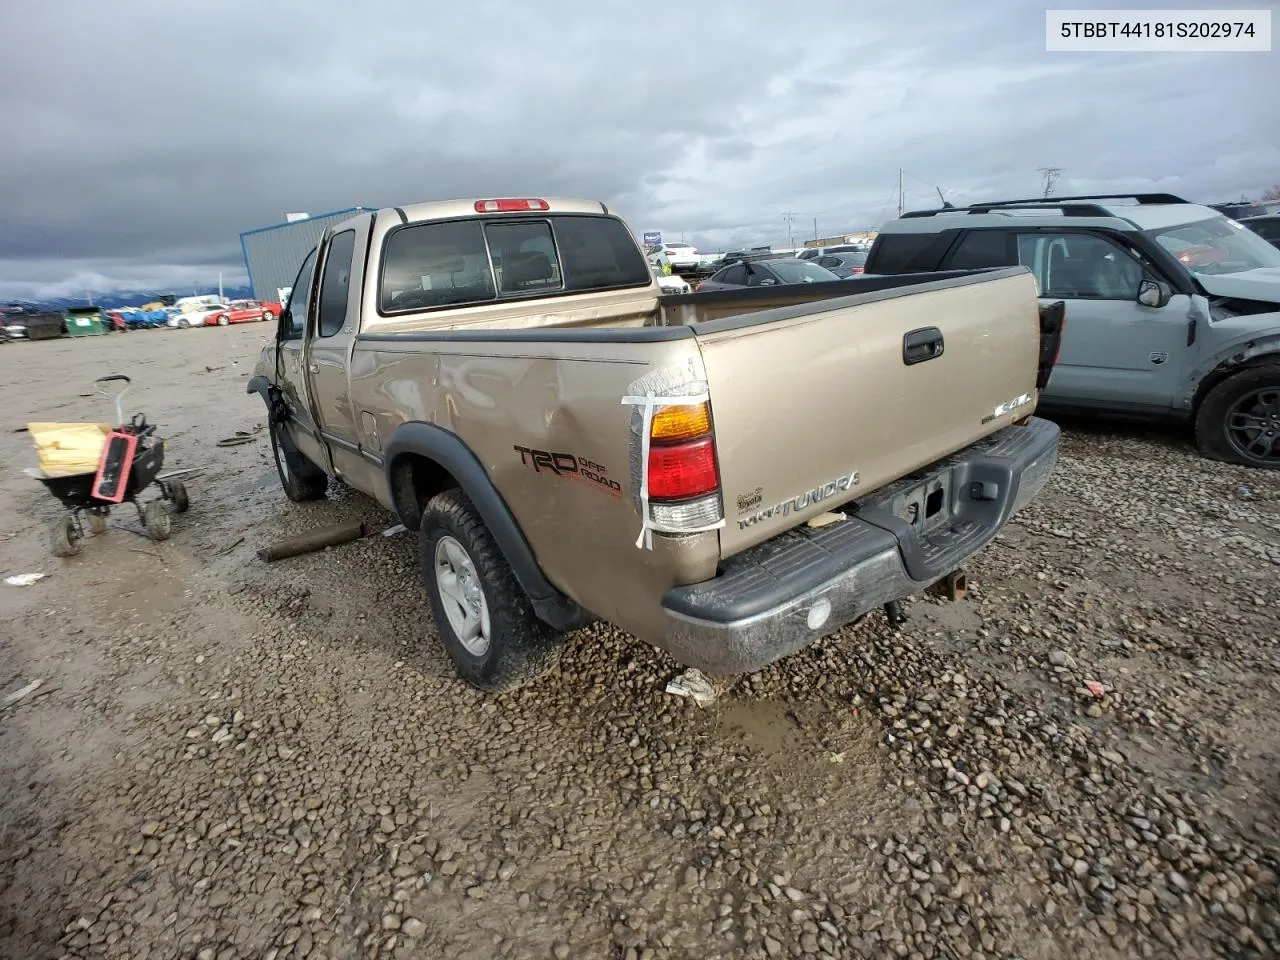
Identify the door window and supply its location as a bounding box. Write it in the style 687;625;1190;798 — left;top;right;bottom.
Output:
317;231;357;338
717;264;748;285
283;248;318;340
1017;233;1144;300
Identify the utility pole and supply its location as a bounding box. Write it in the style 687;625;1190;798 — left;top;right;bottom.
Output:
897;168;905;217
813;217;818;242
1038;167;1064;198
782;212;796;250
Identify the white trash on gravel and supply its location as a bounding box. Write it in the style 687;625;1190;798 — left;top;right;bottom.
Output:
665;668;718;706
4;573;46;587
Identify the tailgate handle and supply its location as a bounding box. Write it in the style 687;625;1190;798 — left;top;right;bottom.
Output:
903;327;944;365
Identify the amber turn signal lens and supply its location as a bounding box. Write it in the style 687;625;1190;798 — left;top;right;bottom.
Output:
650;402;711;442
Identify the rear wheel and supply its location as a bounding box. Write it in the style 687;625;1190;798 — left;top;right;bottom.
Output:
217;315;229;326
143;502;171;541
270;420;328;501
51;515;82;557
162;479;190;513
1194;364;1280;470
178;318;189;329
419;488;564;692
261;311;272;322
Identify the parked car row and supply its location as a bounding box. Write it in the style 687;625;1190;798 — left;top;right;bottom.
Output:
1;297;281;341
167;299;280;329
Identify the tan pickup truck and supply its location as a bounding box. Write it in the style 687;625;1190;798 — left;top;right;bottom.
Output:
248;197;1064;692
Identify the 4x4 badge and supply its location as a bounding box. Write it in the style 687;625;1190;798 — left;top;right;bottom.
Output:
1149;351;1169;365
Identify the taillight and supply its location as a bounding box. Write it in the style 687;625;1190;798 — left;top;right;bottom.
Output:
474;198;550;212
648;436;719;498
641;399;723;535
851;266;864;274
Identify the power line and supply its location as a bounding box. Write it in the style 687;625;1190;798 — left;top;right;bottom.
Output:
1038;167;1064;198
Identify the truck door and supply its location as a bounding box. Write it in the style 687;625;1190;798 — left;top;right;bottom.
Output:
1015;231;1193;414
275;247;332;472
304;222;381;492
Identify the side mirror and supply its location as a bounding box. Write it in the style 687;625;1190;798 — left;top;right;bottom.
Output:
1137;279;1173;309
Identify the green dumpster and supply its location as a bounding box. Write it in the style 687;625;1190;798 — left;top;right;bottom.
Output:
63;306;110;337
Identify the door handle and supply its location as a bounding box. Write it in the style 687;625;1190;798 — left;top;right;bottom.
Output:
308;363;319;374
903;327;944;365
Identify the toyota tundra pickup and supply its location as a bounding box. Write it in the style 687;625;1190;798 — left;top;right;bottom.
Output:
248;196;1063;692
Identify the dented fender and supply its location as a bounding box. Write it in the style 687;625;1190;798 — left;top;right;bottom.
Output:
1182;327;1280;413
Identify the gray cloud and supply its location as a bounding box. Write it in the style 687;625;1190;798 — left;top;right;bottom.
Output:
0;0;1273;299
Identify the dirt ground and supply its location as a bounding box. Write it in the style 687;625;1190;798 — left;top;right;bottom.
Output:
1;325;1278;960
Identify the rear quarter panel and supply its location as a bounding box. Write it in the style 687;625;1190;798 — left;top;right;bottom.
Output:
348;336;721;642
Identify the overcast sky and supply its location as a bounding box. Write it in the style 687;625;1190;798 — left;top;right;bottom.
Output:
1;0;1275;300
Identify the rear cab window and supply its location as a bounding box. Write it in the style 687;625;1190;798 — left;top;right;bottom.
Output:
379;214;652;313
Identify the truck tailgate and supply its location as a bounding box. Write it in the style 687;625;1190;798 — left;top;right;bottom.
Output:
695;268;1043;558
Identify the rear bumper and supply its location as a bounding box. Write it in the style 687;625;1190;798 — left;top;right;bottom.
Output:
658;417;1060;674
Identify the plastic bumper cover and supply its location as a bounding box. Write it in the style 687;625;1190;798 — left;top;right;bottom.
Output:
658;417;1061;674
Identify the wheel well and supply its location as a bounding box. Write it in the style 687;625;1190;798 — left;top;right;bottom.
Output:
1193;353;1280;414
389;454;459;530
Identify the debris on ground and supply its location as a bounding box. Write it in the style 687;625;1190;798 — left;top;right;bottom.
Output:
257;521;367;562
2;679;43;708
664;668;718;706
4;573;46;587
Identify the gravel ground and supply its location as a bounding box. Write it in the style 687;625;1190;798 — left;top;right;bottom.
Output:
1;325;1278;960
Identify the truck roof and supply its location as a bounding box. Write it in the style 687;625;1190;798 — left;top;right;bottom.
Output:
380;196;613;227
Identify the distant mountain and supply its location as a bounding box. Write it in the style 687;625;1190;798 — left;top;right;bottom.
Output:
8;285;255;312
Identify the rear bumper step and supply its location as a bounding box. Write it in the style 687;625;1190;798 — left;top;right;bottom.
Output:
658;416;1060;674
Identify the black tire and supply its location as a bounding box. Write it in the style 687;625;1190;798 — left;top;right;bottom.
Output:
143;502;171;541
419;488;563;692
178;318;189;329
51;515;82;557
1194;364;1280;470
163;479;190;513
270;420;328;501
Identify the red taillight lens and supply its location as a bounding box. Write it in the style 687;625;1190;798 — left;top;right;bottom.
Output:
474;198;550;213
851;266;864;274
648;436;719;499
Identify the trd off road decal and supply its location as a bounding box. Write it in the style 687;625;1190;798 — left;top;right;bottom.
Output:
514;445;622;497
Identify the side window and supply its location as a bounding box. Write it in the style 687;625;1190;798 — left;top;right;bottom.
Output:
948;230;1015;269
867;233;943;273
1017;232;1144;300
283;248;318;340
317;230;357;338
1251;221;1280;241
817;256;839;268
718;264;747;285
745;265;774;287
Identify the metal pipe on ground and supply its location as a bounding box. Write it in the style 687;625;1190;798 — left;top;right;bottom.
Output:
257;521;367;563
